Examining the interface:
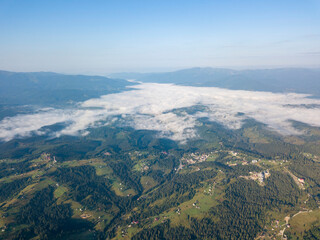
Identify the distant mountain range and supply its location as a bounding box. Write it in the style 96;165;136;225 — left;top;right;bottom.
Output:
2;68;320;108
110;67;320;97
0;70;136;106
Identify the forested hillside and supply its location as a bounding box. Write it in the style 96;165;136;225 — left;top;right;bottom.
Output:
0;119;319;239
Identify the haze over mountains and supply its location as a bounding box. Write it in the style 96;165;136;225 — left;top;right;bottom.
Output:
110;67;320;97
0;70;136;120
1;68;320;143
0;70;135;107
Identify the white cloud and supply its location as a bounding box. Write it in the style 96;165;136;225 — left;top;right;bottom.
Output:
0;109;74;141
1;83;320;142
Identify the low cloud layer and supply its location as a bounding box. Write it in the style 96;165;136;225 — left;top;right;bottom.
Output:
1;83;320;142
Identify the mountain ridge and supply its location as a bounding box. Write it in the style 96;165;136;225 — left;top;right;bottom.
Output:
0;70;136;107
110;67;320;96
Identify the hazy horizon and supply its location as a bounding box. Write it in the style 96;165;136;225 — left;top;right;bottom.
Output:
1;65;320;78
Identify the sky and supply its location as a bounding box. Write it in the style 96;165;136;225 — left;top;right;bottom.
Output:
0;0;320;74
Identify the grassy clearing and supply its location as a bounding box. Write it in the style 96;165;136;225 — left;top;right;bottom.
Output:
111;180;136;197
243;127;270;144
140;176;158;192
65;199;84;217
206;153;219;162
287;209;320;238
61;158;113;177
95;165;112;176
131;152;156;172
61;159;95;167
54;185;68;198
132;160;148;172
171;187;221;225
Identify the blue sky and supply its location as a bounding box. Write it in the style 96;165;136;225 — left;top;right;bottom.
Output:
0;0;319;74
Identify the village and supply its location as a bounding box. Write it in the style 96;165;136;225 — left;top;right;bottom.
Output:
241;170;271;185
180;152;212;165
179;149;269;170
